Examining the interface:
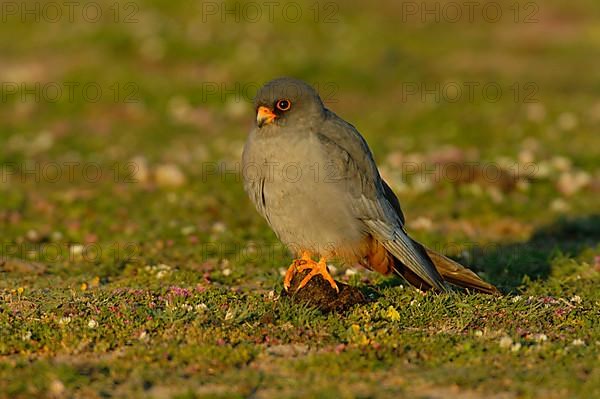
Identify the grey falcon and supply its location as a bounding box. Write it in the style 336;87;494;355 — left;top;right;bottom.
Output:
242;77;498;295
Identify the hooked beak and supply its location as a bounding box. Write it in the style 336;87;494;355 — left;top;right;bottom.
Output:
256;106;276;128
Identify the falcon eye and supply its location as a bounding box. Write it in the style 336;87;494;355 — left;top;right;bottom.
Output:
275;99;291;111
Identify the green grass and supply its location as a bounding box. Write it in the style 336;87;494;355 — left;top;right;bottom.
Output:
1;0;599;397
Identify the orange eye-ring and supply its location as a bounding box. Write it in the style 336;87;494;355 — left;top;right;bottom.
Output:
275;99;291;111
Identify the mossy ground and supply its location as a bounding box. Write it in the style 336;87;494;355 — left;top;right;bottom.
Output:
1;1;599;398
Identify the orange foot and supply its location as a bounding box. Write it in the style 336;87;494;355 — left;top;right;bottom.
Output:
283;251;339;293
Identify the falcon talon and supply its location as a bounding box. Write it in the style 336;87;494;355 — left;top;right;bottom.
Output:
283;261;299;292
283;253;313;292
243;78;499;297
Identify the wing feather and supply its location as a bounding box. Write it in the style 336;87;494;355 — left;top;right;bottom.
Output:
316;111;447;290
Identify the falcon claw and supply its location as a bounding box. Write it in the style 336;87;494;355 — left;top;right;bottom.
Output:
283;262;297;292
283;252;312;292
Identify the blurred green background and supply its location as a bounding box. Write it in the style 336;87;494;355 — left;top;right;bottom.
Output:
1;1;599;398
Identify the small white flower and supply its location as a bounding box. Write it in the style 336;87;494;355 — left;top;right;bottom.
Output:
196;303;208;311
222;268;232;276
156;270;168;279
533;333;548;342
51;231;63;242
70;244;84;257
526;103;546;122
157;264;171;271
499;336;513;348
148;263;173;279
345;268;357;276
211;222;226;234
245;243;257;254
88;319;98;329
48;379;65;395
26;229;39;242
570;295;582;304
557;112;578;131
474;330;483;337
551;198;570;213
511;295;522;303
180;304;193;312
180;225;196;235
511;343;522;352
21;331;32;341
572;339;585;346
155;164;186;188
58;316;72;325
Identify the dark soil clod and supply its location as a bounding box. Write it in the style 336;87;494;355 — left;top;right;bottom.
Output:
280;269;368;313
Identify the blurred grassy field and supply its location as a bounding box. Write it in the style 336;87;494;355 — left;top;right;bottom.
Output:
1;0;599;398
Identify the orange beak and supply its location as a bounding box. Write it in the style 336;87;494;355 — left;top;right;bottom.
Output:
256;106;276;128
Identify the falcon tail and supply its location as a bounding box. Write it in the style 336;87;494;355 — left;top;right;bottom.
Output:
364;235;499;294
391;237;500;295
422;245;500;295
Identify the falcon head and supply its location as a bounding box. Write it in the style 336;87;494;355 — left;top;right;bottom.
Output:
253;77;325;129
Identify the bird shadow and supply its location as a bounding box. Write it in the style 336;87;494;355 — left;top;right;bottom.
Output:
449;214;600;293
